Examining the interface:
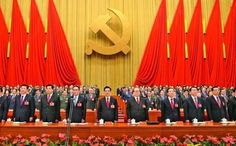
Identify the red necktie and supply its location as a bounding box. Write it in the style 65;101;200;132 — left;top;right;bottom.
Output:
47;95;51;102
106;98;110;108
171;99;174;109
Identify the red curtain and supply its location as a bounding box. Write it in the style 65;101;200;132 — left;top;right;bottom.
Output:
224;0;236;87
187;0;209;86
45;0;81;85
134;0;168;86
6;0;28;86
169;0;192;86
205;0;225;86
0;7;8;86
24;0;46;86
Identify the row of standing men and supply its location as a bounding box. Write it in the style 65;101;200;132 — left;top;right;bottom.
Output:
0;85;236;123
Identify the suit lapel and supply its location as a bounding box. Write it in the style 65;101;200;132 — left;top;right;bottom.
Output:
189;97;197;109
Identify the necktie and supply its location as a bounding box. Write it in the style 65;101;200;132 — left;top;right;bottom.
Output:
217;97;221;108
20;96;24;105
194;97;198;108
106;97;110;108
47;95;51;102
136;97;140;104
171;99;174;109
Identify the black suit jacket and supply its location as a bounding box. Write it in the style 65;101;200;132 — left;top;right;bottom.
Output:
13;94;35;122
228;96;236;121
206;95;227;122
161;97;181;122
66;95;86;123
0;96;9;121
183;96;205;122
97;96;118;122
126;96;148;122
40;93;60;122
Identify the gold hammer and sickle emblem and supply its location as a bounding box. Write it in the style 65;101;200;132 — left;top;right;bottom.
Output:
86;8;131;55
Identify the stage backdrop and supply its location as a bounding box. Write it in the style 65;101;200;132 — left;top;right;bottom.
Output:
0;0;233;90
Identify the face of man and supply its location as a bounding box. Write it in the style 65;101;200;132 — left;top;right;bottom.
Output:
46;86;53;95
212;87;220;96
20;86;28;95
190;88;198;97
147;91;152;97
167;88;175;98
73;86;80;96
133;88;140;97
89;88;94;94
104;88;111;97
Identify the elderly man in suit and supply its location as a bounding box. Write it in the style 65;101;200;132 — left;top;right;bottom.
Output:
126;87;148;122
227;89;236;121
13;84;35;122
86;88;97;110
183;87;205;122
97;86;118;122
161;87;181;122
66;85;86;123
40;84;60;123
206;86;227;122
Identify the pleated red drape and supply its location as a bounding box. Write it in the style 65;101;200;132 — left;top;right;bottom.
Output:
187;0;209;86
24;0;46;86
224;0;236;87
0;7;8;86
205;0;225;86
134;0;168;86
169;0;192;86
6;0;27;86
45;0;81;85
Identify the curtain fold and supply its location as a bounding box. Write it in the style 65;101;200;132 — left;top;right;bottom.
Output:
6;0;28;86
205;0;225;86
224;0;236;87
24;0;46;86
45;0;81;85
134;0;167;86
187;0;209;86
0;7;8;85
169;0;192;86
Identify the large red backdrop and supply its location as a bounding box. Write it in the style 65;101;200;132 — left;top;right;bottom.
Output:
0;0;81;86
134;0;236;87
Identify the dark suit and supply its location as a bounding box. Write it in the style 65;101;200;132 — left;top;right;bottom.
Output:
146;97;156;110
86;94;97;110
97;96;118;122
183;96;205;122
0;96;9;121
13;94;35;122
40;93;60;122
126;96;148;122
161;97;180;122
206;95;227;122
66;95;86;123
228;96;236;121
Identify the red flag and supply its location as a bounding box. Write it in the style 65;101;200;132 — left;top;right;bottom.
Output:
187;0;209;85
205;0;225;86
45;0;81;85
224;0;236;87
6;0;28;86
169;0;192;86
24;0;46;86
0;7;8;85
134;0;168;86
